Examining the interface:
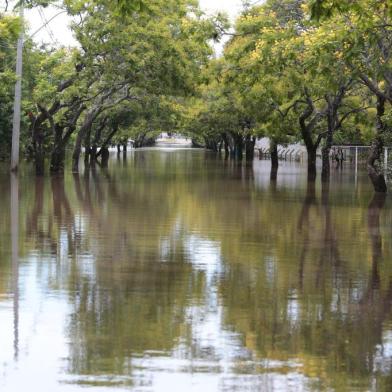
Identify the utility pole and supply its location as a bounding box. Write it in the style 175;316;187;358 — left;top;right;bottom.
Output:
11;1;24;172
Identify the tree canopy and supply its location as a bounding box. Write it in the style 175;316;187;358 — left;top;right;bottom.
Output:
1;0;392;191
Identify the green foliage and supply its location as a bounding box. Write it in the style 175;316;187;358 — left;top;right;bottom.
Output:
0;13;20;159
3;0;390;169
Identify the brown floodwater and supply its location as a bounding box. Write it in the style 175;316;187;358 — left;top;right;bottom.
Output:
0;148;392;392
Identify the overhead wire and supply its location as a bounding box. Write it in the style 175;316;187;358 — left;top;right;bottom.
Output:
37;6;58;45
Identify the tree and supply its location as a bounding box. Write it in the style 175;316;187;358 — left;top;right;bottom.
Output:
24;0;217;174
0;13;21;159
308;0;392;192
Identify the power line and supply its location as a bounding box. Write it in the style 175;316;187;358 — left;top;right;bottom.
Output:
37;6;58;45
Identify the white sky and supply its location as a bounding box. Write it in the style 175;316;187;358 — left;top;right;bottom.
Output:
3;0;243;48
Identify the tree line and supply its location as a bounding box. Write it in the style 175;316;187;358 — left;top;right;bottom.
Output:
186;0;392;193
0;0;222;172
1;0;392;192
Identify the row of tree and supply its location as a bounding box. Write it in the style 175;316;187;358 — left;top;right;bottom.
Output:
0;0;221;173
1;0;392;192
184;0;392;192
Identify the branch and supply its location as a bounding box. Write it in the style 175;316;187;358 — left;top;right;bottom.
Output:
37;103;55;133
360;73;387;100
96;127;119;157
315;130;329;148
336;106;372;130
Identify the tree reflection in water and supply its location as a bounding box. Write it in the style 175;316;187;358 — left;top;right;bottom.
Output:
1;151;392;391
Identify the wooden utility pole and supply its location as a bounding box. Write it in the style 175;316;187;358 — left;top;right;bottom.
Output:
11;1;24;172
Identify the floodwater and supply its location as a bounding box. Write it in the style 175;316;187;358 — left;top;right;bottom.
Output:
0;148;392;392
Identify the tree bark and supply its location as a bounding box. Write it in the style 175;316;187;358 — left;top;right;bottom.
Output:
245;135;256;161
49;104;85;175
50;124;67;174
34;150;45;176
50;144;66;174
101;147;110;168
72;110;97;173
270;139;279;181
234;134;243;160
368;96;387;193
299;92;324;182
84;127;92;168
321;87;347;182
321;130;333;182
307;147;317;182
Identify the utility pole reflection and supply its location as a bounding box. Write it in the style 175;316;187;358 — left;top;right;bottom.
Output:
11;173;19;360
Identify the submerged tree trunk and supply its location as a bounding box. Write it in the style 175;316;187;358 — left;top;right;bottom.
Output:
31;120;45;176
368;96;387;193
270;140;279;181
245;135;256;161
90;118;107;163
35;150;45;176
224;141;229;158
299;92;324;182
321;130;333;182
49;105;85;175
101;147;110;168
84;127;92;168
72;112;96;173
32;124;45;176
50;144;66;174
234;135;243;160
50;124;67;174
321;87;347;182
226;134;235;159
72;135;83;173
307;147;317;182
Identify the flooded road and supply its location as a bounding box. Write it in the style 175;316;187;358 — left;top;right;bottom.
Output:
0;149;392;391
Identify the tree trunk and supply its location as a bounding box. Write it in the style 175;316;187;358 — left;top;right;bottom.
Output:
322;90;345;182
32;124;45;175
270;140;279;169
91;119;106;163
270;140;279;181
368;96;387;193
35;151;45;176
224;141;229;158
101;147;110;168
50;144;66;174
368;137;387;193
72;110;97;173
234;135;243;160
220;134;230;159
307;147;317;182
245;135;256;161
72;135;83;173
31;115;46;176
218;141;223;154
299;95;323;182
50;125;66;174
321;131;333;182
84;127;92;168
73;124;89;173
